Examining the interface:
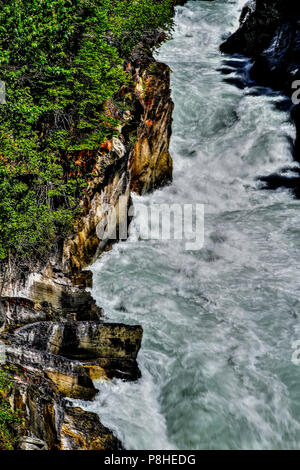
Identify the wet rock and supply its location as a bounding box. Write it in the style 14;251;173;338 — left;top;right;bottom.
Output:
60;406;123;450
220;1;282;59
220;1;300;91
15;321;142;360
220;0;300;182
258;167;300;198
13;321;142;382
83;357;141;382
292;104;300;161
3;336;97;400
6;365;122;450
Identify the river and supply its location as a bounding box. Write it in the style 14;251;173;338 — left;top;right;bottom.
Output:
79;0;300;450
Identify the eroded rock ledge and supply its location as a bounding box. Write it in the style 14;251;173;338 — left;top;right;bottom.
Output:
0;20;178;450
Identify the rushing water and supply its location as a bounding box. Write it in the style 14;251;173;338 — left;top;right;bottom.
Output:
81;0;300;449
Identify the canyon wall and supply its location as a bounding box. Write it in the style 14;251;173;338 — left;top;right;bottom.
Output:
220;0;300;161
0;31;175;451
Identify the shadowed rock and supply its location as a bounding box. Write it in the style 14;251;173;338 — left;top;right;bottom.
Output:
220;0;300;190
5;365;122;450
60;406;123;450
3;336;97;400
15;321;143;360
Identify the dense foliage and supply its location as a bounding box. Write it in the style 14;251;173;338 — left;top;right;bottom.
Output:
0;366;22;450
0;0;174;262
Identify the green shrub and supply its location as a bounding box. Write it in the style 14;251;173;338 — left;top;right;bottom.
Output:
0;366;23;450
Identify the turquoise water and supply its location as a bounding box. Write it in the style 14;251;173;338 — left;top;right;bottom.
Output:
81;0;300;449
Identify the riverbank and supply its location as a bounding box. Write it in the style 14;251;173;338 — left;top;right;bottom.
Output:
0;1;183;450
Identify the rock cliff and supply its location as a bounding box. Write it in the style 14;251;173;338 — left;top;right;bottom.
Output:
0;21;177;451
220;0;300;166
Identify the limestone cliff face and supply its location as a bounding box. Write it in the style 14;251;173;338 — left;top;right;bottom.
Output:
62;135;131;276
220;0;300;161
7;365;123;450
129;0;191;194
129;60;173;194
0;24;177;449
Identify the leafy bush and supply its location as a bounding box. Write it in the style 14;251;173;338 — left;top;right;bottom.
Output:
0;0;174;262
0;366;23;450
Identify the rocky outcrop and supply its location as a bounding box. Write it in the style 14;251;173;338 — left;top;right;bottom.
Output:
128;1;192;194
15;321;142;361
5;321;142;389
11;321;143;381
129;60;173;194
1;286;101;331
221;1;300;91
220;0;300;165
60;406;123;451
5;339;97;400
63;136;132;275
1;318;143;448
6;365;123;450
